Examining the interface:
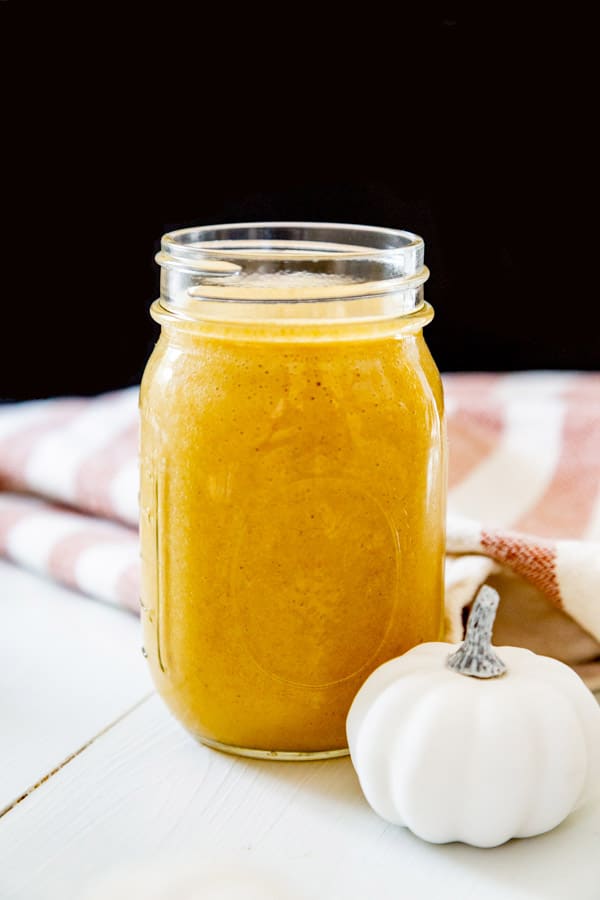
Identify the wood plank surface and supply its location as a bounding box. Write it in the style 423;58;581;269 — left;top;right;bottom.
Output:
0;560;152;815
1;694;598;900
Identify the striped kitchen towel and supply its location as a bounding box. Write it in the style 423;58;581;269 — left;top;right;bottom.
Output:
0;373;599;688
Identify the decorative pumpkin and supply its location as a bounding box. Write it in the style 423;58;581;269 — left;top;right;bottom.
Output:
347;585;600;848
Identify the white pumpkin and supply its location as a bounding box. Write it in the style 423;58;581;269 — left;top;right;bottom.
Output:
347;585;600;848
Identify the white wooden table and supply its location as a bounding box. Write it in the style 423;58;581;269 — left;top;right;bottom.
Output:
1;558;599;900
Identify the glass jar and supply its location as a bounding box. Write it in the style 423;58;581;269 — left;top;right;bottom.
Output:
140;223;446;759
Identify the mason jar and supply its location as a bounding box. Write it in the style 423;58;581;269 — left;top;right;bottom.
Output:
140;223;446;759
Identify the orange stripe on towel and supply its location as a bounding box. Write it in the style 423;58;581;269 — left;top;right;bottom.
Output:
0;401;86;489
446;374;506;489
74;421;138;521
47;530;132;592
515;374;600;539
481;528;562;605
0;502;32;549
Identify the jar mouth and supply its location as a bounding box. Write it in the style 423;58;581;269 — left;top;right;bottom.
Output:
159;221;424;261
155;222;429;320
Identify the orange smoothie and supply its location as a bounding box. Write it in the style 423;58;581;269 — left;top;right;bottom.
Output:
140;308;446;754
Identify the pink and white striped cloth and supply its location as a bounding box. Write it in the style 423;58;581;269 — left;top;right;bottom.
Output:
1;373;599;688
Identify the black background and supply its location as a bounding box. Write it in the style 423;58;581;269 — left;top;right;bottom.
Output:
1;10;597;400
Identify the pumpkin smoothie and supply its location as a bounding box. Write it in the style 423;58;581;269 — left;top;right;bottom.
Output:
140;305;446;755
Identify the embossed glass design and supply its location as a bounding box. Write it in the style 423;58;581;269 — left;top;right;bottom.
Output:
140;223;446;759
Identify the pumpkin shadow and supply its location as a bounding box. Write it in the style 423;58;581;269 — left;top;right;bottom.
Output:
225;754;600;899
411;788;600;900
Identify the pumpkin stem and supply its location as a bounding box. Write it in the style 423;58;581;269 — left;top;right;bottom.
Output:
447;585;507;679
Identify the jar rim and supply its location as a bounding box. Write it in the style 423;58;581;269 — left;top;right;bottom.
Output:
154;221;429;319
159;221;424;263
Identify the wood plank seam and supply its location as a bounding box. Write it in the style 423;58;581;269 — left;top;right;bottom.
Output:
0;691;155;820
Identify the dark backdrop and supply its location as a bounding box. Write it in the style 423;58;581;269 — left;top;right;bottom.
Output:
2;11;596;400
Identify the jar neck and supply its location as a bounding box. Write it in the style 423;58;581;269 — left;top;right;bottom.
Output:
151;300;434;343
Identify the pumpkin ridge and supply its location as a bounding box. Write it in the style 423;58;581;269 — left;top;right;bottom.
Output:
511;681;546;839
455;685;487;845
541;668;600;802
395;678;478;844
353;669;449;827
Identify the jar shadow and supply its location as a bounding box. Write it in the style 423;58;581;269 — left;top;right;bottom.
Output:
228;753;366;813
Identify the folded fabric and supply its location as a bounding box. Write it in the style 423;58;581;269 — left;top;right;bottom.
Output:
1;372;599;688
